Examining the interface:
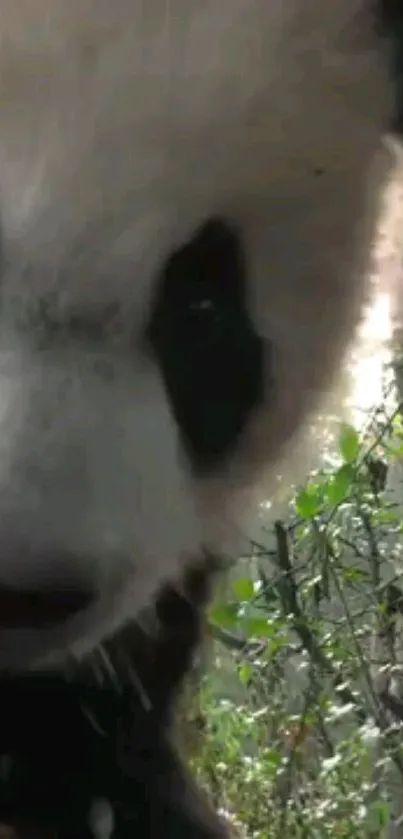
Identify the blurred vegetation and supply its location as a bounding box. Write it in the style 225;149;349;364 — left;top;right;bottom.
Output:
184;385;403;837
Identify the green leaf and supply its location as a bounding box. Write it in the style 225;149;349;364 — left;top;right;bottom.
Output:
232;577;255;602
338;423;360;463
267;633;290;655
341;565;369;584
238;662;253;685
326;464;354;505
365;800;391;832
242;616;273;638
372;508;399;526
295;486;321;519
392;412;403;435
209;602;239;629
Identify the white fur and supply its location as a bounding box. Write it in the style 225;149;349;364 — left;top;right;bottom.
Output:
0;0;398;668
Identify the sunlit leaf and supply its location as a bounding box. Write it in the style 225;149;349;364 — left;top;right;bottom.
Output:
232;577;255;602
326;464;354;505
338;423;360;463
295;486;321;519
238;662;253;685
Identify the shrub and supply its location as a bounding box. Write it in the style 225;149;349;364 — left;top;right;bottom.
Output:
189;392;403;837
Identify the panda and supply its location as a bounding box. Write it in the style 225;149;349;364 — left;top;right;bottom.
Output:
0;0;399;836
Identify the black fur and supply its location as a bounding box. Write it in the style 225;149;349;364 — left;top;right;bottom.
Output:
376;0;403;134
0;558;229;838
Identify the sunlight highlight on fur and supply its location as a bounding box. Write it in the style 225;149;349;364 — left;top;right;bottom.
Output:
347;291;393;430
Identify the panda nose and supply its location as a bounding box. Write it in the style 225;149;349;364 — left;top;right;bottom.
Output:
0;580;93;629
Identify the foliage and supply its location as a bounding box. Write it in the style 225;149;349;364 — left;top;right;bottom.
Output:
188;390;403;837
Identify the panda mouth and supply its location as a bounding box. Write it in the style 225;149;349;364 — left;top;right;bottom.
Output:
0;584;93;629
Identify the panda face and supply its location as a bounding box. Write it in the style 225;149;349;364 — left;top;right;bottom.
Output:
0;0;398;669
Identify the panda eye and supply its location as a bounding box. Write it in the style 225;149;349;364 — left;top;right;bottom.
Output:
188;299;214;313
186;298;219;346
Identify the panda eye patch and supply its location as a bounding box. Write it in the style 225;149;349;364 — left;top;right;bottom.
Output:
147;218;266;473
